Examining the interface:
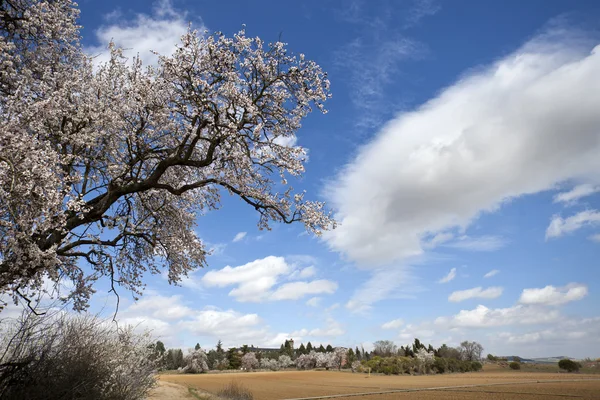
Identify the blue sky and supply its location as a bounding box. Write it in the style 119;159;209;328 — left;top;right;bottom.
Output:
71;0;600;358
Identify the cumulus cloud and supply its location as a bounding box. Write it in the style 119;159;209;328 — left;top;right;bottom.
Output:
518;283;588;306
201;256;337;302
326;30;600;265
553;184;600;204
438;268;457;283
435;304;561;328
232;232;247;242
86;0;199;67
381;319;404;329
484;269;500;278
545;210;600;239
448;286;503;302
270;280;338;301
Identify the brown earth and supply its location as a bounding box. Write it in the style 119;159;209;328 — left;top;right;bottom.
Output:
158;367;600;400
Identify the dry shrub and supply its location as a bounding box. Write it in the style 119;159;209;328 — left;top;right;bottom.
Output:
218;381;254;400
0;310;158;399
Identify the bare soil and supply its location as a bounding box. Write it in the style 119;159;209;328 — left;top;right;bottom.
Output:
158;367;600;400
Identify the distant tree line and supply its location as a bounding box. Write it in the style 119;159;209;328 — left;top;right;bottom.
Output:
152;337;485;376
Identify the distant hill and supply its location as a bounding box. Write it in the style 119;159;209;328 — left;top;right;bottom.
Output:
501;356;573;364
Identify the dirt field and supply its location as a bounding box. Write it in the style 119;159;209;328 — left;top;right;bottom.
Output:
158;366;600;400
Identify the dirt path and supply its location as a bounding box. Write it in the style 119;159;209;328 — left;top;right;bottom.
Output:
147;380;195;400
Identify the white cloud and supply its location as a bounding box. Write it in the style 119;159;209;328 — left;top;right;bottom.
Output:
484;269;500;278
201;256;336;303
326;30;600;265
381;319;404;329
289;266;317;280
435;304;561;328
444;235;507;252
448;286;503;302
438;267;457;283
232;232;247;243
270;280;338;301
545;210;600;239
553;184;600;204
306;297;321;307
86;0;199;67
423;232;454;248
518;283;588;306
202;256;290;302
306;318;345;337
122;294;193;320
589;233;600;242
345;266;421;313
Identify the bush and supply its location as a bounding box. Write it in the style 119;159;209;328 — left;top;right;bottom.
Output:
509;362;521;370
0;312;157;400
433;357;447;374
558;359;580;372
471;361;483;371
218;381;254;400
182;349;209;373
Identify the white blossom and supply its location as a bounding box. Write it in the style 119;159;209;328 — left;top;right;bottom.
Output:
182;349;209;373
241;352;259;370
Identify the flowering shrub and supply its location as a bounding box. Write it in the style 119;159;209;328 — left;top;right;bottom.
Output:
0;312;157;399
296;353;316;370
182;349;209;373
241;352;259;370
278;354;294;369
260;358;280;371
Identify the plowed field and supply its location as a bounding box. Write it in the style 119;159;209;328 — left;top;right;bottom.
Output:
159;368;600;400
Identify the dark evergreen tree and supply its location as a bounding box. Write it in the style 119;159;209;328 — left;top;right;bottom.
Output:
298;343;307;356
227;348;242;369
195;343;201;351
216;340;224;354
355;346;361;360
427;344;434;353
306;342;313;353
207;349;219;369
346;348;356;364
156;340;166;355
318;344;326;353
326;344;333;352
241;344;249;354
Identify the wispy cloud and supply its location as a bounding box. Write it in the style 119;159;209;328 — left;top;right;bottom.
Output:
232;232;247;243
333;0;432;128
448;286;503;302
381;318;404;329
444;235;507;252
484;269;500;278
554;184;600;205
546;210;600;239
438;267;457;284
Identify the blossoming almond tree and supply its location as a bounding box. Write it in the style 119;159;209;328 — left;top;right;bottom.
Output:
0;0;334;311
